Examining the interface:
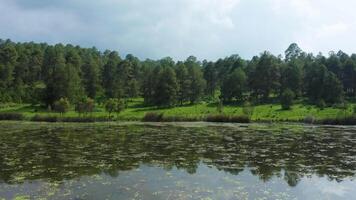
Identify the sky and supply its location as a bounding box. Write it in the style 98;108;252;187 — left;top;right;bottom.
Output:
1;0;356;61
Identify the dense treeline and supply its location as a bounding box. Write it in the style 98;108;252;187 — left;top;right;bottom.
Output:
0;39;354;109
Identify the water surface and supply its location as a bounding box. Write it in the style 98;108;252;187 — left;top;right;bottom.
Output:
0;122;355;200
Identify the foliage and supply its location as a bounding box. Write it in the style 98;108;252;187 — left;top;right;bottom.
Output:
105;98;117;117
154;67;178;106
0;113;24;120
205;114;250;123
221;68;247;102
115;98;126;116
53;98;70;115
242;101;254;117
0;39;353;112
280;89;295;110
317;99;326;110
3;99;356;123
217;99;224;113
75;97;95;116
142;112;164;122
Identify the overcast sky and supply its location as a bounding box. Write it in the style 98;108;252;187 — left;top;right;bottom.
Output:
1;0;356;61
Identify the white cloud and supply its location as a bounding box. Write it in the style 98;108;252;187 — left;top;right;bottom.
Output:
1;0;356;60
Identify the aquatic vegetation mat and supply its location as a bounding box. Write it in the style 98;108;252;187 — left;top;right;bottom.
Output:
0;122;355;199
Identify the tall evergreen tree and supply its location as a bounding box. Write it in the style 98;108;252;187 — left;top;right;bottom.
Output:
175;62;191;105
102;51;121;98
248;52;281;100
221;68;247;102
154;67;178;106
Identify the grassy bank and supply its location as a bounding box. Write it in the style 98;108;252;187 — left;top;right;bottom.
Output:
0;98;354;124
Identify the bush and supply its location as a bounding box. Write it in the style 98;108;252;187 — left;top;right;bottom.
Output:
320;116;356;125
228;115;250;123
31;115;58;122
205;114;250;123
105;98;117;117
162;115;200;122
0;113;24;121
280;89;295;110
217;100;224;113
353;105;356;114
115;98;126;116
242;101;254;117
205;114;230;122
31;115;112;123
142;112;164;122
53;98;70;115
75;97;95;116
303;115;316;124
316;99;326;110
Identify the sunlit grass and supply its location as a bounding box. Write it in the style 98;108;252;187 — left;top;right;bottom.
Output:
0;98;353;122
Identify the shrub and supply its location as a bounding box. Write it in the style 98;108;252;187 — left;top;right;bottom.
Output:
316;99;326;110
162;115;200;122
205;114;230;122
31;115;58;122
280;89;295;110
320;116;356;125
31;115;112;123
303;115;316;124
353;105;356;114
0;113;24;121
115;98;126;116
75;97;95;116
242;101;254;117
229;115;250;123
53;98;70;115
142;112;164;122
105;98;117;117
217;100;224;113
205;114;250;123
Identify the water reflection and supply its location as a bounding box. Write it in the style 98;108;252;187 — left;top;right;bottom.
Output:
0;122;355;199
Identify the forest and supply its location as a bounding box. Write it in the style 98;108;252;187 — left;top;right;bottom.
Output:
0;39;353;119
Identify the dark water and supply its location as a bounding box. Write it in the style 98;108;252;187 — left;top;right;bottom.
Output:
0;122;355;200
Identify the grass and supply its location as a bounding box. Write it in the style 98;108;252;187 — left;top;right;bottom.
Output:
0;98;354;123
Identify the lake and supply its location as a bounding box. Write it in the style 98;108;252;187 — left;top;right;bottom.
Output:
0;122;355;200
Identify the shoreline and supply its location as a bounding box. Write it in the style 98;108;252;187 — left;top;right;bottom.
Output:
1;114;356;126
